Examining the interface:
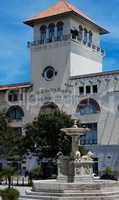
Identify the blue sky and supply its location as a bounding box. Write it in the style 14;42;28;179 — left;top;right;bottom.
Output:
0;0;119;85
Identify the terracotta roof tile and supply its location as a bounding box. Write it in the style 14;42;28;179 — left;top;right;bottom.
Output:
0;83;32;91
24;0;91;25
24;0;108;34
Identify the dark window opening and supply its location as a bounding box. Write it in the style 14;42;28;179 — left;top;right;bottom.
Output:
71;29;78;40
48;24;55;42
93;85;98;93
79;86;84;95
57;21;64;41
14;94;18;101
83;28;88;44
8;94;12;102
89;30;93;45
40;25;47;44
86;86;91;94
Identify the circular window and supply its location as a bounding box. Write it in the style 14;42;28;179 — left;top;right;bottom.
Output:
42;66;57;81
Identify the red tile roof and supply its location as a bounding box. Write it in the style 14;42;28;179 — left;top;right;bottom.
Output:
24;0;90;24
0;83;32;91
24;0;108;34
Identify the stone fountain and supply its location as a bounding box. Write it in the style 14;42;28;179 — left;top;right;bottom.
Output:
58;121;94;183
23;121;119;200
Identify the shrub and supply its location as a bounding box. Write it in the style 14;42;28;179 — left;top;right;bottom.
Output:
100;166;117;180
104;166;112;175
0;188;20;200
29;165;43;180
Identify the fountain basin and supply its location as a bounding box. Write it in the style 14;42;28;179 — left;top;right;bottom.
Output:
61;127;89;136
23;179;119;200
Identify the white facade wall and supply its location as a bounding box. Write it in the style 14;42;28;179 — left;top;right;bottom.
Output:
70;52;102;76
31;41;71;91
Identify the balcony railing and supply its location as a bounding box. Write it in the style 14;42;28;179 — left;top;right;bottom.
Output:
27;34;71;48
27;34;104;56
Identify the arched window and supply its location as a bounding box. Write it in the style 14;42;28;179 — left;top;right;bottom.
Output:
83;28;88;44
40;25;47;44
76;98;100;115
78;25;83;41
57;21;64;41
7;106;24;121
89;30;93;44
48;23;55;42
40;102;59;114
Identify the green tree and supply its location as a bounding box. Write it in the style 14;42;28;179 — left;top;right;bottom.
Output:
0;112;24;162
0;165;18;188
24;111;74;158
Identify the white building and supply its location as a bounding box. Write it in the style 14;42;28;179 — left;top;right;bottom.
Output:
1;0;119;175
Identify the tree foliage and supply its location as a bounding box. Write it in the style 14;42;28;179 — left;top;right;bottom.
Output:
0;165;18;188
0;112;24;161
24;111;74;158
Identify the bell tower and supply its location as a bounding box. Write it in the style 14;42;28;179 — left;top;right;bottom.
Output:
24;0;108;91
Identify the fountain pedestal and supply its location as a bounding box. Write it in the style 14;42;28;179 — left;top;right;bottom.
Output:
57;154;94;183
74;159;94;182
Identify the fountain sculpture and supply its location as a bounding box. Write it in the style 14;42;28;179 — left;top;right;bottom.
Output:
24;121;119;200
